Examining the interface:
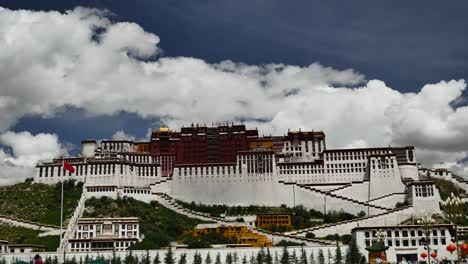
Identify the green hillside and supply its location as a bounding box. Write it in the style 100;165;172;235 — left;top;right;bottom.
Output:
0;223;60;251
0;179;83;226
430;177;466;200
83;196;209;249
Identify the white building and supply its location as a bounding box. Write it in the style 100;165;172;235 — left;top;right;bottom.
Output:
7;244;46;253
68;217;141;252
0;240;8;253
353;224;455;263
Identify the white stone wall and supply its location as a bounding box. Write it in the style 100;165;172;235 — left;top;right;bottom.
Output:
330;181;370;202
368;193;406;209
368;156;405;200
0;246;344;264
409;184;442;216
399;164;419;180
292;206;415;238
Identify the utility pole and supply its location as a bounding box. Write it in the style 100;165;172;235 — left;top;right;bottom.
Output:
293;184;296;207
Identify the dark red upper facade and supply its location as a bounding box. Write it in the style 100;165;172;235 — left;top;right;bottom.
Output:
151;124;257;165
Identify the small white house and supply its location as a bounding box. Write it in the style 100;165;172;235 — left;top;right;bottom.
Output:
7;244;46;253
68;217;141;252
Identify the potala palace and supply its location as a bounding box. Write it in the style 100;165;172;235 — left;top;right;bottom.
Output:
23;124;468;262
34;124;450;215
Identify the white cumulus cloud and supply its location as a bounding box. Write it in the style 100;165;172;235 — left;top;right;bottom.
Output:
0;131;67;184
0;6;467;180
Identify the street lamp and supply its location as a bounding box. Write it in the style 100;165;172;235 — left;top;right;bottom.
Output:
441;192;464;263
417;216;435;264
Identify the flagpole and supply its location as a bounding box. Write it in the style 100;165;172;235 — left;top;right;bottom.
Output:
60;161;64;255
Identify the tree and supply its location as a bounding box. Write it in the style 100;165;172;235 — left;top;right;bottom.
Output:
141;251;151;264
178;253;187;264
214;253;221;264
291;250;299;264
111;251;123;264
345;238;362;264
359;256;366;264
280;247;289;264
334;243;343;264
192;253;202;264
274;252;279;264
327;249;332;264
317;249;324;264
233;252;239;264
164;248;175;264
299;247;308;264
204;253;212;264
124;251;139;264
226;253;233;264
256;247;265;264
309;251;315;264
242;256;248;264
249;255;255;264
265;248;273;264
153;253;161;264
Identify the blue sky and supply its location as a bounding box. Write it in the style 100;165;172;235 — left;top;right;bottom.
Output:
0;0;468;178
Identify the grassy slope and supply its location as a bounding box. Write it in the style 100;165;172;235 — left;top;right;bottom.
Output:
0;223;60;251
431;177;465;200
0;179;83;226
83;197;207;249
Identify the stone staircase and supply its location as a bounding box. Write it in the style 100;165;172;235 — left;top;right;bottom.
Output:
294;183;392;211
152;193;331;246
286;205;413;237
58;188;87;252
0;214;59;231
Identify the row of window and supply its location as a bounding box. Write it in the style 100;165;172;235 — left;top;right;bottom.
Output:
177;165;236;176
365;229;446;238
123;189;151;194
414;185;435;197
87;187;116;192
121;154;155;164
284;140;323;153
102;142;132;151
325;150;390;161
365;237;447;247
78;224;137;231
279;168;366;175
38;163;160;178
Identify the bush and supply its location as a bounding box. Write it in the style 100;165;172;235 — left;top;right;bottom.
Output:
275;240;305;247
85;197;208;249
305;232;315;238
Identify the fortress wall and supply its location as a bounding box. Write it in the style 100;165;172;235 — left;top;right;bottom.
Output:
170;174;379;215
309;206;415;237
331;181;370;202
368;193;406;208
293;185;377;215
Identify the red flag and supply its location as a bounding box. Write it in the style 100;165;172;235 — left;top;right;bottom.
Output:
63;161;75;174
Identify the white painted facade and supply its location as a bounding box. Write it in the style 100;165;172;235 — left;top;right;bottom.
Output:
32;134;447;226
69;217;140;252
353;224;456;263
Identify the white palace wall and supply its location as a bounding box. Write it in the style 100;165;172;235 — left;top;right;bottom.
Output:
0;246;344;264
330;181;370;202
